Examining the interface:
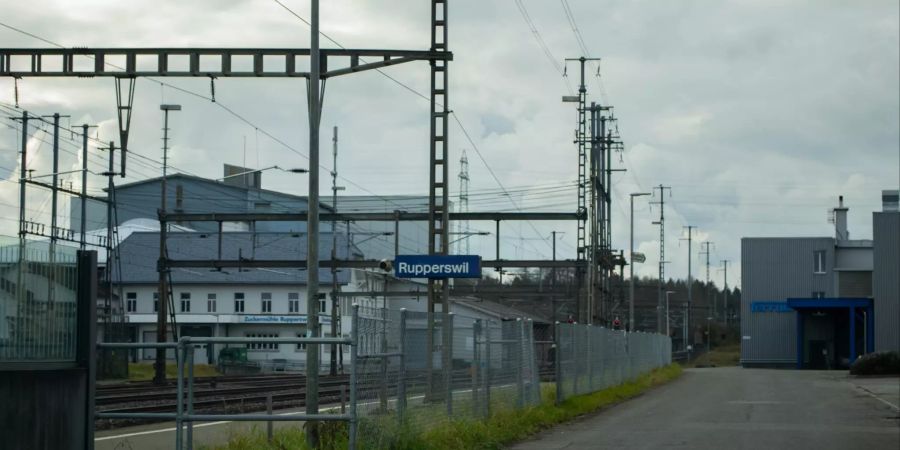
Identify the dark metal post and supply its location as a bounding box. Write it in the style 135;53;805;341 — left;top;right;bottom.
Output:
306;2;322;445
379;305;388;412
472;319;480;417
446;312;454;416
266;394;274;442
398;308;407;422
187;343;195;449
554;321;561;405
516;318;525;409
76;250;98;450
349;304;359;450
483;319;492;417
175;340;184;449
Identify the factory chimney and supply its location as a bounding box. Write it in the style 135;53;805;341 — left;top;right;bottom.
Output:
882;190;899;212
834;195;849;241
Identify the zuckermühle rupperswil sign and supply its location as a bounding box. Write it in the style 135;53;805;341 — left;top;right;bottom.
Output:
394;255;481;279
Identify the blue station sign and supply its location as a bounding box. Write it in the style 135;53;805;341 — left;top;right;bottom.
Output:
394;255;482;279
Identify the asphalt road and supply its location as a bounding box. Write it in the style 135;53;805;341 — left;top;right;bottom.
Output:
512;368;899;450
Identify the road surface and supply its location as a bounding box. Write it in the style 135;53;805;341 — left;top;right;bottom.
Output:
512;368;899;450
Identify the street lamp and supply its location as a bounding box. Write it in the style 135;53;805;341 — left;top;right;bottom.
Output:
629;192;651;332
665;290;675;336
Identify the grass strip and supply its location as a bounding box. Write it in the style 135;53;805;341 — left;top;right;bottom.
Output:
202;364;682;450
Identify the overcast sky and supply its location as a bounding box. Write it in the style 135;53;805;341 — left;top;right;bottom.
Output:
1;0;898;290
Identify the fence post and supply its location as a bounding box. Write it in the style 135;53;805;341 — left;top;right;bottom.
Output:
484;319;492;418
379;307;388;412
587;324;593;392
398;308;407;423
472;319;481;416
446;312;455;417
349;304;359;450
175;340;184;450
554;322;562;405
187;342;195;450
527;318;537;404
516;318;525;409
571;323;578;395
266;394;273;443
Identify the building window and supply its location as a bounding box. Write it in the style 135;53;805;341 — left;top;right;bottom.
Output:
814;250;826;274
812;291;826;299
153;292;159;313
207;293;217;313
320;299;327;314
296;332;307;351
126;292;137;313
180;292;191;312
234;292;245;313
261;292;272;313
288;292;299;314
246;333;279;351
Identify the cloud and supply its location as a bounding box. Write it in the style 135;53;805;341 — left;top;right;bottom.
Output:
0;0;897;290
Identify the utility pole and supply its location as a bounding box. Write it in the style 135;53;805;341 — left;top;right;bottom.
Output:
458;150;469;255
155;104;180;385
79;124;90;249
721;259;730;326
629;192;651;332
650;184;671;334
307;0;322;444
700;241;714;319
330;126;340;376
681;226;695;345
564;56;601;324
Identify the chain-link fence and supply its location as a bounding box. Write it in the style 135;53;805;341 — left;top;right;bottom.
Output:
556;323;671;402
353;308;541;447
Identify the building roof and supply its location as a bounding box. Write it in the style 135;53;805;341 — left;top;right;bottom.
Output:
113;231;356;285
108;173;335;212
452;296;551;324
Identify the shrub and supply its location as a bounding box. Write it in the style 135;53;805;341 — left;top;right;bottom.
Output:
850;351;900;375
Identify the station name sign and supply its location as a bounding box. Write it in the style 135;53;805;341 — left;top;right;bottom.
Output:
394;255;481;279
241;315;331;324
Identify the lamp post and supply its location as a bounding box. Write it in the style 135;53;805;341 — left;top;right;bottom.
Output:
665;290;675;337
629;192;651;331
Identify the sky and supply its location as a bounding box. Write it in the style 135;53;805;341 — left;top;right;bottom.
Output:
0;0;898;291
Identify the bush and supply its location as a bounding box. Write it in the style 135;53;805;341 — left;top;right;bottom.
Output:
850;351;900;375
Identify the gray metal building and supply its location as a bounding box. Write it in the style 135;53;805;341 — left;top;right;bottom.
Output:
741;192;899;369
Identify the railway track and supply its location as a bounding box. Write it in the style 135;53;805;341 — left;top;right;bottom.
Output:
95;368;556;428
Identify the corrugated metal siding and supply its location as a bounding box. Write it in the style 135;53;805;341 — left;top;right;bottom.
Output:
873;212;900;352
838;271;872;297
741;237;835;363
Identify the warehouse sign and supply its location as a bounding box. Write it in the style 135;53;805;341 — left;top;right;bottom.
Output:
394;255;482;279
751;302;791;313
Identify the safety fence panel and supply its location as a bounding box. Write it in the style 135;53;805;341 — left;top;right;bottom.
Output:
556;323;672;402
0;237;80;362
355;309;541;447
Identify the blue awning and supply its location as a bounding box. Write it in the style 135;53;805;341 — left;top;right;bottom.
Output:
786;297;872;309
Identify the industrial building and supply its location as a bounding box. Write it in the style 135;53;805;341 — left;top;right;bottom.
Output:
741;190;900;368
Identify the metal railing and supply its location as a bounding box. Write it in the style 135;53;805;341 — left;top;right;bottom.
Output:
94;304;362;450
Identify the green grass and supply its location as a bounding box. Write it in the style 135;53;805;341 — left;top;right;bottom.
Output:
203;364;682;450
127;362;221;381
690;344;740;368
